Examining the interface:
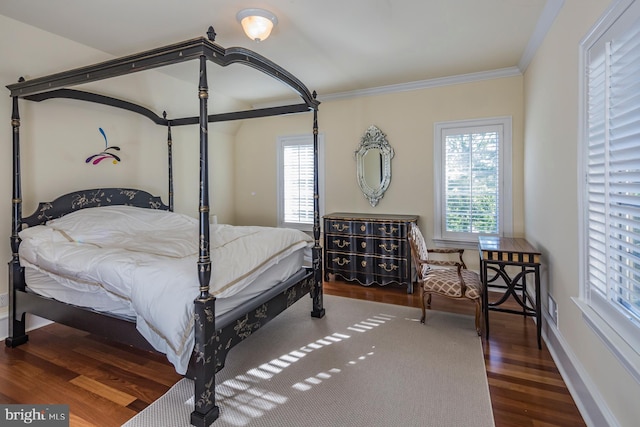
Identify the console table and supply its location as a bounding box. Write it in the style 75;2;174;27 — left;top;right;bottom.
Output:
479;236;542;349
324;213;418;293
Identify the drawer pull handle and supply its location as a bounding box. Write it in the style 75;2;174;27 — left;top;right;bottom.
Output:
332;257;350;266
378;226;398;235
378;263;399;272
361;260;367;267
361;242;367;249
360;225;366;232
334;239;350;248
379;243;398;252
332;223;349;232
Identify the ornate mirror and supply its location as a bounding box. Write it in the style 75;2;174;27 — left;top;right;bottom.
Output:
355;125;394;207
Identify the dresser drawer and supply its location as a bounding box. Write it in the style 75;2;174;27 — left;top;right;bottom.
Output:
371;222;406;239
325;219;406;238
374;239;405;257
325;251;409;279
325;234;406;257
325;234;357;252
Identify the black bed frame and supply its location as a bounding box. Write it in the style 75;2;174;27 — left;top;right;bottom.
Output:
5;27;324;427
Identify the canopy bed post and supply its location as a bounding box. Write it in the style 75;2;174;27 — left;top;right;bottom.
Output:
6;90;28;347
191;54;219;427
311;93;325;318
164;111;174;212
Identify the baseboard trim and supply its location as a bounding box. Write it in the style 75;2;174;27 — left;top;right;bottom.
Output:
542;311;619;427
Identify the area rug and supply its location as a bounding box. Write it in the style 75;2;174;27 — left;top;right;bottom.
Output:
123;294;494;427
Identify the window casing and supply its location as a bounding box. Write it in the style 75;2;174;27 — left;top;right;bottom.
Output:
434;117;513;247
277;134;325;231
578;0;640;366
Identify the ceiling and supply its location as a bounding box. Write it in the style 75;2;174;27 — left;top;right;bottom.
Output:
0;0;559;107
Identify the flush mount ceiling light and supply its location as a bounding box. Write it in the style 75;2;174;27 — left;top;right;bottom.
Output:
236;8;278;42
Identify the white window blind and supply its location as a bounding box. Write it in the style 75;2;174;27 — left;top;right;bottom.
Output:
283;143;314;225
444;127;500;234
277;134;324;231
580;0;640;359
434;117;512;246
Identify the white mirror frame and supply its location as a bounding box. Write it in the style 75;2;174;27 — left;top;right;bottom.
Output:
355;125;394;207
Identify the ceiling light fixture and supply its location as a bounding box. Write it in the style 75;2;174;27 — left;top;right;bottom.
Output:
236;8;278;42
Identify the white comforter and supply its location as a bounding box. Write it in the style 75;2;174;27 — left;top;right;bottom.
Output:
18;206;313;374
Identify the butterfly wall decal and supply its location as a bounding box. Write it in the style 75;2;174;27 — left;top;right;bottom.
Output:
86;127;121;165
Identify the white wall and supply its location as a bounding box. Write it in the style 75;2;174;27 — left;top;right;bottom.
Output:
0;15;238;319
524;0;640;426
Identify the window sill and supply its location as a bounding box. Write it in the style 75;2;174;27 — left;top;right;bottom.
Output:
432;238;480;250
572;297;640;385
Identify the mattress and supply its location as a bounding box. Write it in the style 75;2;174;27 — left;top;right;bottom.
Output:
18;205;313;374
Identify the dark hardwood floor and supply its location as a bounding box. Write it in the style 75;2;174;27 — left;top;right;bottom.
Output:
0;279;586;426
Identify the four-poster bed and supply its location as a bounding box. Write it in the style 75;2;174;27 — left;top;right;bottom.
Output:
5;27;324;427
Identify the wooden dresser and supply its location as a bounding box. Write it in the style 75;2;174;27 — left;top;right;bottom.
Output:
323;213;418;293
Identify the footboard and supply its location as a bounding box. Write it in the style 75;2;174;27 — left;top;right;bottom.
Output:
214;270;314;372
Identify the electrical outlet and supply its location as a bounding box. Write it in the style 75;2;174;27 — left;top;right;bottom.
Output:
0;292;8;308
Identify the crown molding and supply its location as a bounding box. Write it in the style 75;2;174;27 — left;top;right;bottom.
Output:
254;67;522;109
320;67;522;102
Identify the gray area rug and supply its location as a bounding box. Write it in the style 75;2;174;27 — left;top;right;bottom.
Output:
123;294;494;427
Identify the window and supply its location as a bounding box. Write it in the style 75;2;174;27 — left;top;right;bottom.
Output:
434;117;512;246
277;134;325;231
578;0;640;362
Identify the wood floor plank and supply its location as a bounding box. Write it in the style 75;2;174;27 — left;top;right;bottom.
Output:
490;392;585;425
488;372;575;399
0;390;19;404
72;343;180;388
486;364;567;387
10;337;109;379
68;413;102;427
486;353;558;371
70;375;137;407
488;376;578;405
82;362;176;404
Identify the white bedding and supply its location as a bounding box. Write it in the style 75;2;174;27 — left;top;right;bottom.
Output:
23;248;306;320
18;206;313;374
